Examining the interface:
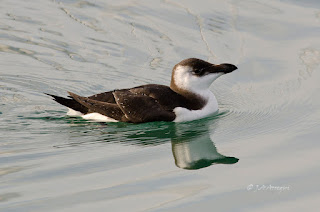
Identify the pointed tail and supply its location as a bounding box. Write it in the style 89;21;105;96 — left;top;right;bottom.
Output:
45;93;89;114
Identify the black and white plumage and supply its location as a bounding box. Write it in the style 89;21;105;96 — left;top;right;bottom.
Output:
46;58;237;123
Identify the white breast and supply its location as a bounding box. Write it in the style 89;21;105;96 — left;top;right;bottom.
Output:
173;91;219;122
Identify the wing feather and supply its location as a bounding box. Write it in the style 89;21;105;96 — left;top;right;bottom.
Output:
68;92;127;121
113;90;175;123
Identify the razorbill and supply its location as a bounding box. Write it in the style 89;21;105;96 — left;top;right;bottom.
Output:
46;58;237;123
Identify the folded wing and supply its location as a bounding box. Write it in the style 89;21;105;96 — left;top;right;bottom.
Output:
113;90;176;123
68;92;127;121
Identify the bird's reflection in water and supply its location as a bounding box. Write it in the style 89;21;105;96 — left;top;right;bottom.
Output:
123;115;239;170
171;119;238;170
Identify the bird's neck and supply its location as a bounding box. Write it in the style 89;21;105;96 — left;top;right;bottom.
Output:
170;78;212;109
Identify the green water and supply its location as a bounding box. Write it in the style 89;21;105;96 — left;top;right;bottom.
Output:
1;0;320;211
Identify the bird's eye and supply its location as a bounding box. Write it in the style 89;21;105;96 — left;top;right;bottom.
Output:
193;69;202;75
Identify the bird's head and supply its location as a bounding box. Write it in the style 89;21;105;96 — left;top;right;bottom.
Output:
170;58;237;94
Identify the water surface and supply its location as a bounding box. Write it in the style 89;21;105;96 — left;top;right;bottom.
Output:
1;0;320;211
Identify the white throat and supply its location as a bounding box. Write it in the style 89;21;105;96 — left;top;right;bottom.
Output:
171;65;222;122
172;65;223;97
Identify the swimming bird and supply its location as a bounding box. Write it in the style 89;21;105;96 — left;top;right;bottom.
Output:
46;58;237;123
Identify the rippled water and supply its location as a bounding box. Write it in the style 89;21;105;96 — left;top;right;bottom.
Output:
1;0;320;211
